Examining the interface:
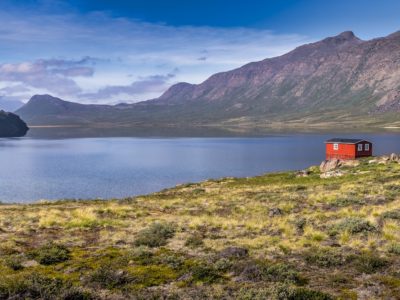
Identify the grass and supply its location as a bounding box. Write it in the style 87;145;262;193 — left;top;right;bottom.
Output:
0;158;400;298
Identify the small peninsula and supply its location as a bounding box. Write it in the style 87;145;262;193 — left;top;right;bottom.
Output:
0;111;29;137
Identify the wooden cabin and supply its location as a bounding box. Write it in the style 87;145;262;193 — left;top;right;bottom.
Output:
325;138;372;160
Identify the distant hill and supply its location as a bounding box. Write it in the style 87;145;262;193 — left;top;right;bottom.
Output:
16;30;400;129
0;111;29;137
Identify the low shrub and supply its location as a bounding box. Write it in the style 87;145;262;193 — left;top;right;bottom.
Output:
331;197;364;207
29;243;70;265
134;222;176;248
4;255;24;270
381;209;400;220
129;246;154;265
235;261;303;284
0;273;65;299
61;287;94;300
214;258;233;272
88;264;131;289
185;232;204;248
352;252;388;274
388;243;400;255
329;217;376;235
293;218;306;233
191;263;222;284
244;283;335;300
304;247;345;267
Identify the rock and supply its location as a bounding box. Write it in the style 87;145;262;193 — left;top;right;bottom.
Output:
320;170;344;178
341;160;360;167
296;170;310;177
368;159;378;164
0;111;29;137
320;159;341;172
219;247;249;259
390;153;399;161
380;155;390;161
268;208;283;217
21;260;39;268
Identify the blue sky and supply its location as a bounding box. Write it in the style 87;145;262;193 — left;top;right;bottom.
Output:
0;0;399;104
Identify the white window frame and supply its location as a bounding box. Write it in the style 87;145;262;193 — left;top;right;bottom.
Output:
333;143;339;150
358;144;363;152
365;144;369;151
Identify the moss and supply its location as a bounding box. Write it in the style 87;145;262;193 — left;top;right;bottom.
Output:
126;265;178;288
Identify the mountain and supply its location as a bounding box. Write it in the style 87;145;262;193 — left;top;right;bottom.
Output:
16;30;400;129
0;111;29;137
0;97;24;112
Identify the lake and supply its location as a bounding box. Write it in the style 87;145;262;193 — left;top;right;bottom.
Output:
1;131;400;203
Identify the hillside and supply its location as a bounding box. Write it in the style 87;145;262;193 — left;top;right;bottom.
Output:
0;111;29;137
1;158;400;299
16;30;400;129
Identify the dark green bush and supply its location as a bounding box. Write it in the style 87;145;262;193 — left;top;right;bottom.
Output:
191;263;222;284
134;222;176;248
29;243;71;265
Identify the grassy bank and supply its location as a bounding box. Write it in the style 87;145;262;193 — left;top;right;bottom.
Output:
1;159;400;299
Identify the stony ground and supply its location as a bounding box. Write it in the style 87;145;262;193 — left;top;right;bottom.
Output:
1;157;400;299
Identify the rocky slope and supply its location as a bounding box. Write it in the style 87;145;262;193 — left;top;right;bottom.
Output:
16;30;400;128
0;111;29;137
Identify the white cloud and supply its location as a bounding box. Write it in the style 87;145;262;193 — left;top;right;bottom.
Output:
0;5;312;104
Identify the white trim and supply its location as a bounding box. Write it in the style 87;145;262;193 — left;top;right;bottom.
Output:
333;143;339;150
365;144;370;151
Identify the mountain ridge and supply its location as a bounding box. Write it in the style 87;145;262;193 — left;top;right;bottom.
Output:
16;30;400;129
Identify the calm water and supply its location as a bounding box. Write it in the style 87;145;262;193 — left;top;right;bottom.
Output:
1;132;400;203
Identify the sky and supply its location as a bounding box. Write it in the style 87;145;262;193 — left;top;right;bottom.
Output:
0;0;399;105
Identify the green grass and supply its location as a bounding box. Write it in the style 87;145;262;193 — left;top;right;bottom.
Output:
1;159;400;298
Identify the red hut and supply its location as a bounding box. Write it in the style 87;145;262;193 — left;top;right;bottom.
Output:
325;138;372;160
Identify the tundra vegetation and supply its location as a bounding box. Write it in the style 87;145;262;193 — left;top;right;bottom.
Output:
0;158;400;299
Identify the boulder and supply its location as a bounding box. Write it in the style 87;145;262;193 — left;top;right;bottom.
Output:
390;153;399;161
320;170;344;178
341;160;360;168
320;159;341;173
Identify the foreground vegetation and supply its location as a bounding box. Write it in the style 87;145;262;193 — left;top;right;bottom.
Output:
1;159;400;299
